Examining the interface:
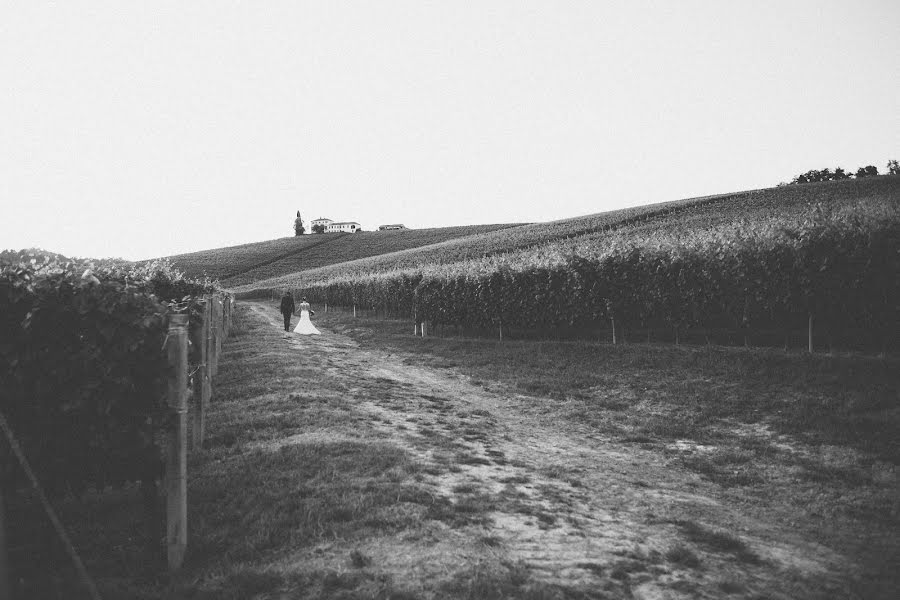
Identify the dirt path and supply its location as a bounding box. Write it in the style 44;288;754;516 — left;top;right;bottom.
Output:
247;302;856;599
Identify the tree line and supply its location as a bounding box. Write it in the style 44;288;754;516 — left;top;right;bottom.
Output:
785;159;899;185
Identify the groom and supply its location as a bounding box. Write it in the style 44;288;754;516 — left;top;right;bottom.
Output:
279;291;296;331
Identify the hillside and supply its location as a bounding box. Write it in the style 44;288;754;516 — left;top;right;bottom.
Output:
220;224;523;287
234;176;900;294
163;235;336;280
163;223;522;282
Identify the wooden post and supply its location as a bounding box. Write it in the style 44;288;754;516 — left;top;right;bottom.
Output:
325;303;328;314
215;296;223;366
206;295;215;379
222;296;229;337
0;457;10;600
210;296;221;378
228;295;234;333
499;321;503;342
611;316;616;345
165;313;189;570
808;313;813;353
190;299;208;450
353;304;357;318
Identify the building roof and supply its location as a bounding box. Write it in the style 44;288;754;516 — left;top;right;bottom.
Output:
328;221;360;226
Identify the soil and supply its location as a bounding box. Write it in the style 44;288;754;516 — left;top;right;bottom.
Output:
246;302;874;599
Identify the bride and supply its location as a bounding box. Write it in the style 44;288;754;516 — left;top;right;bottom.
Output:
293;297;321;335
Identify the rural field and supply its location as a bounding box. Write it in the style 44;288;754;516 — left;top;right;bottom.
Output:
4;178;899;599
162;224;524;285
24;299;895;599
6;3;898;598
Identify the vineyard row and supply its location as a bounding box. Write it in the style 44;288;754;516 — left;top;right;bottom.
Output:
270;201;900;352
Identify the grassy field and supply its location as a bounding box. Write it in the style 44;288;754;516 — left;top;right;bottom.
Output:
233;176;900;294
24;301;897;598
220;224;524;287
317;306;900;598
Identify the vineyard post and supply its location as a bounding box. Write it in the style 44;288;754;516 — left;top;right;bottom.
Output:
808;313;813;353
190;299;209;450
165;313;189;571
325;303;328;314
0;447;10;600
222;294;231;338
353;304;357;318
215;296;223;365
207;295;217;379
611;316;616;345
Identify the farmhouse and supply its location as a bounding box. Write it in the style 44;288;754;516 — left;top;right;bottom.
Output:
325;221;361;233
311;218;361;233
378;224;406;231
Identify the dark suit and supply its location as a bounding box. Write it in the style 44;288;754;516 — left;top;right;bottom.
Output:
279;294;296;331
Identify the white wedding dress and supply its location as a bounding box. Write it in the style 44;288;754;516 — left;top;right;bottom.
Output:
293;305;321;335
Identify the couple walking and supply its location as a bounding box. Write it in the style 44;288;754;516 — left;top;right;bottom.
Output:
279;292;321;335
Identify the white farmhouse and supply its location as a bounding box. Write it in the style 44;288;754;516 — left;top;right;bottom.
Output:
326;221;361;233
311;217;361;233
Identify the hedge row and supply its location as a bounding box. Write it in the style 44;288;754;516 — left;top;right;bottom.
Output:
0;253;219;494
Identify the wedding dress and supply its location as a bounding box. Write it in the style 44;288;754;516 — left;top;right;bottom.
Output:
293;305;321;335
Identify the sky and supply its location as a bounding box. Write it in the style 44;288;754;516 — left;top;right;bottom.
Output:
1;1;897;260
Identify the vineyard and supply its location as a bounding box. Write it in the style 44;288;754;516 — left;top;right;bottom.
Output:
219;223;524;287
159;234;336;280
0;251;234;594
260;177;900;353
236;175;900;296
163;223;523;285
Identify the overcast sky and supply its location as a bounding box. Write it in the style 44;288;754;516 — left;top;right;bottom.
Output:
2;1;897;260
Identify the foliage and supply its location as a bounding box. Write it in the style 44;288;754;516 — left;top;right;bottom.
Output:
888;159;900;176
294;211;305;236
789;162;896;184
162;236;328;279
239;176;900;297
0;252;220;494
286;195;900;352
221;224;524;287
856;165;879;178
312;223;326;234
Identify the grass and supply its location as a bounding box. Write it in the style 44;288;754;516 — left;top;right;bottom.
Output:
7;305;485;598
670;520;761;564
664;544;701;568
15;298;899;597
316;306;900;595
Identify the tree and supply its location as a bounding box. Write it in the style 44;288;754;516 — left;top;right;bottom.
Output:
832;167;850;180
311;223;325;234
294;211;305;236
855;165;879;178
887;159;900;175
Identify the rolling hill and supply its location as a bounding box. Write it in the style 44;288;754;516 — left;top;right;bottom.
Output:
233;176;900;295
161;223;523;282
